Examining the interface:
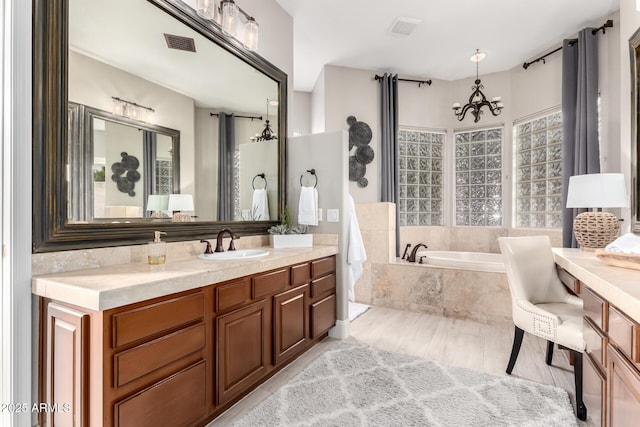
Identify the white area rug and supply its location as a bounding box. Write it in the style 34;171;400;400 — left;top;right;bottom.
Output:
348;302;370;321
232;341;577;427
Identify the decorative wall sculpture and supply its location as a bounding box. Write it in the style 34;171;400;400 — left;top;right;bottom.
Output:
347;115;374;187
111;151;140;196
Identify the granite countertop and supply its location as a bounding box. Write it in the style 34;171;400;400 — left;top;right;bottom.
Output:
553;248;640;321
32;244;338;312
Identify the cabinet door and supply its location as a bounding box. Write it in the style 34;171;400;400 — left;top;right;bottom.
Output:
216;299;269;405
584;352;605;427
274;285;309;365
45;302;89;427
607;344;640;427
310;294;336;339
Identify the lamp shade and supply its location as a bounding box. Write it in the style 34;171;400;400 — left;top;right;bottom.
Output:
566;173;628;209
147;194;169;211
168;194;194;211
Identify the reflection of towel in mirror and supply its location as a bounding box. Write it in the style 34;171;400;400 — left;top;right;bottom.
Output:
251;189;269;220
605;233;640;254
298;186;318;226
347;194;366;301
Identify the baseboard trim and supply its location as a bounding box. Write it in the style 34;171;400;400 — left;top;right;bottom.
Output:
328;319;349;339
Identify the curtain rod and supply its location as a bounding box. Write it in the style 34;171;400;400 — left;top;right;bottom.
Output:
374;75;432;87
523;19;613;70
210;112;263;120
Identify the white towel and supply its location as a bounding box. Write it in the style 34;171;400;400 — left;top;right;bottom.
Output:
605;233;640;254
251;189;269;220
347;194;367;302
298;186;318;226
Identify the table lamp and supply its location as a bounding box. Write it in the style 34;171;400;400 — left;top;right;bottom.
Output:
147;195;169;218
566;173;628;250
167;194;194;222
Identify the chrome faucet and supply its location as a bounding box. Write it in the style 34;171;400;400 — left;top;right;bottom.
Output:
215;228;238;252
407;243;428;263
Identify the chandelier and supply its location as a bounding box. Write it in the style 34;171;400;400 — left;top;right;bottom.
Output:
252;99;278;142
452;50;503;123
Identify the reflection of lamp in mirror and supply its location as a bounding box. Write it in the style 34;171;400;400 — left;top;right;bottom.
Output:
168;194;194;222
147;194;169;218
221;0;239;36
196;0;216;20
566;173;629;250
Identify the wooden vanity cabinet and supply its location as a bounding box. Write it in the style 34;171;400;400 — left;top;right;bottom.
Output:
39;255;337;426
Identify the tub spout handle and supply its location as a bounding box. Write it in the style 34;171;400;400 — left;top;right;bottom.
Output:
419;256;425;264
401;244;411;260
407;243;428;262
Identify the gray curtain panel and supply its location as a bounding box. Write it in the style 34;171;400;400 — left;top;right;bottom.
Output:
217;112;236;221
561;29;600;248
142;130;157;216
380;73;400;257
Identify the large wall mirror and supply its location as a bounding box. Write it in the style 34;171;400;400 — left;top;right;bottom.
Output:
631;27;640;233
33;0;287;252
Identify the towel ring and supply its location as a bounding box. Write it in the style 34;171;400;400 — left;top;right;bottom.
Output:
300;169;317;188
252;173;267;190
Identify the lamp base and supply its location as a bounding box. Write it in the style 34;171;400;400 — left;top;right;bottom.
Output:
573;211;620;251
151;211;170;219
171;212;192;222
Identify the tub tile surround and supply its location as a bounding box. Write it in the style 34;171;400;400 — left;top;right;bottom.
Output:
354;202;561;324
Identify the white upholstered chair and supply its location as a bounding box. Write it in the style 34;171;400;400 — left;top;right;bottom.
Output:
498;235;586;421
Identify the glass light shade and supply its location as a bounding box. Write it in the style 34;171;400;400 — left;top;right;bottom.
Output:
244;17;259;51
221;0;239;36
566;173;629;208
167;194;194;212
195;0;216;20
112;98;123;116
147;194;169;211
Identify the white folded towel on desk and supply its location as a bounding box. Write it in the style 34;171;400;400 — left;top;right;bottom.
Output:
251;189;269;220
347;194;367;302
298;186;318;226
605;233;640;254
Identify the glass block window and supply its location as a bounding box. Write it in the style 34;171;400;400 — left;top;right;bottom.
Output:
155;159;172;194
398;129;444;226
455;128;503;226
515;111;562;228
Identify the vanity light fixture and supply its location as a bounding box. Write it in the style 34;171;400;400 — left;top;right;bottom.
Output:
112;97;155;123
192;0;260;51
452;49;504;123
566;173;629;250
252;99;278;142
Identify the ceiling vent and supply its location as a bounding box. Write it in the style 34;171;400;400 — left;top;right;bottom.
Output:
389;17;422;36
163;33;196;52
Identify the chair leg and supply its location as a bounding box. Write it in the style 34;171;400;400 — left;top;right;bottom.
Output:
572;351;587;421
506;326;525;375
546;341;554;365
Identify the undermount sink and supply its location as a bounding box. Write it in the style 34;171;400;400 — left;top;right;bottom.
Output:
198;249;269;260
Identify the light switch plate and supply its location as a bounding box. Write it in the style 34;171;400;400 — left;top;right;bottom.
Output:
317;208;323;221
327;209;339;222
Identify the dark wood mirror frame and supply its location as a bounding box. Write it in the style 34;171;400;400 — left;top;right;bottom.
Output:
33;0;287;252
631;27;640;234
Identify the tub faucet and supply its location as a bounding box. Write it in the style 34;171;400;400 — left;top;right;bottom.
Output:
401;243;411;260
407;243;428;263
215;228;238;252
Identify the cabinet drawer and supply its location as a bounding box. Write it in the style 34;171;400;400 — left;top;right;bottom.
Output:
609;305;640;363
607;344;640;427
584;317;606;369
583;287;607;332
112;293;204;348
114;323;205;387
557;266;580;295
311;256;336;280
114;361;206;427
252;269;288;299
290;262;311;287
216;279;251;312
311;274;336;299
584;352;606;427
310;294;336;339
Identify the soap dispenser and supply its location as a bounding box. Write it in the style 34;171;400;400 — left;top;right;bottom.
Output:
148;231;167;265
